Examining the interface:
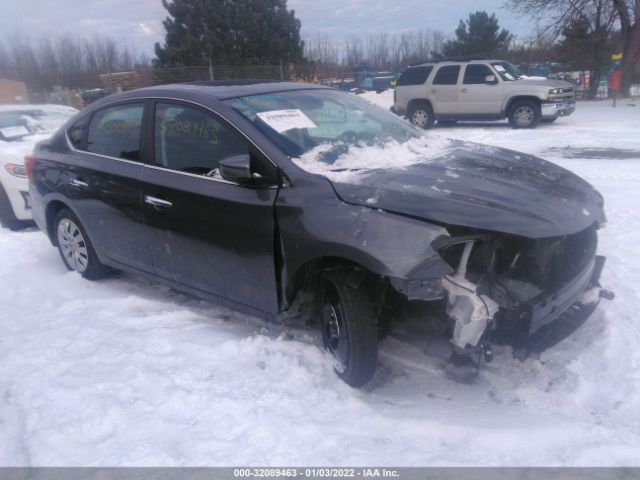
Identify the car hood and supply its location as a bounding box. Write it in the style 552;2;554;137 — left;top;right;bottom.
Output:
327;141;604;238
509;78;574;89
0;134;50;165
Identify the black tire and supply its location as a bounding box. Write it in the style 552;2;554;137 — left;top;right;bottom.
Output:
319;274;378;387
541;116;558;124
0;184;29;231
54;208;110;280
508;100;541;129
408;102;435;129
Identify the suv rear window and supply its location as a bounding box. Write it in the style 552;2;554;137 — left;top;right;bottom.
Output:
432;65;460;85
397;66;433;86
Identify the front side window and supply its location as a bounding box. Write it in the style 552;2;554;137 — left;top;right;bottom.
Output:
154;103;248;176
397;66;433;86
463;64;495;84
432;65;461;85
86;104;144;161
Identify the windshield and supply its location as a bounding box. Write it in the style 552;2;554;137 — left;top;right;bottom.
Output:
228;89;422;163
491;62;524;81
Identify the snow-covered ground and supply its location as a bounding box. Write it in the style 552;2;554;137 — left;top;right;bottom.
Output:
1;95;640;466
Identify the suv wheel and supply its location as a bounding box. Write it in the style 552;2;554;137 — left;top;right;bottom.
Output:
0;184;29;231
408;103;434;129
320;274;378;387
508;100;541;129
55;208;110;280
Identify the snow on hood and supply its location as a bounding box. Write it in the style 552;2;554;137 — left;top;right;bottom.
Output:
1;104;77;164
292;135;457;183
292;134;605;237
0;133;53;164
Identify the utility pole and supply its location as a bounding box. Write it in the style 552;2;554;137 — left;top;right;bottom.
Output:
208;58;214;81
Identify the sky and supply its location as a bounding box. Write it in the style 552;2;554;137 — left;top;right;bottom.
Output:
0;0;536;56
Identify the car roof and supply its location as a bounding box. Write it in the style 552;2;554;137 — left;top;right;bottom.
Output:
408;59;504;68
93;81;332;107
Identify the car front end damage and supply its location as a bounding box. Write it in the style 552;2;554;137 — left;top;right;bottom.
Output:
391;221;611;365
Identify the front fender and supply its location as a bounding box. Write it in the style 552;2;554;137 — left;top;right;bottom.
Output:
276;177;452;292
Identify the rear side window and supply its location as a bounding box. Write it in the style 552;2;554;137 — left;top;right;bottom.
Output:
154;103;248;176
67;117;87;149
463;64;495;84
86;104;144;161
432;65;461;85
397;66;433;86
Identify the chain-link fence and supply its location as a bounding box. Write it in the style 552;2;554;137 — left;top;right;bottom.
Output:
1;63;356;108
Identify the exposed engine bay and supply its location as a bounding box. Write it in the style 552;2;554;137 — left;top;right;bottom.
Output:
423;222;611;366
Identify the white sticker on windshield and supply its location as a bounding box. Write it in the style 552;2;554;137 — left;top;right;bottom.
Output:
257;109;317;133
494;64;505;72
0;125;30;139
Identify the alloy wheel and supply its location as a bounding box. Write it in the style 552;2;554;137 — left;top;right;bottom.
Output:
57;218;89;273
411;109;429;128
513;105;535;127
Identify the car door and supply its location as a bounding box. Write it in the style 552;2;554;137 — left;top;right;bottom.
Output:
458;63;504;115
65;101;153;273
140;100;280;315
430;65;462;116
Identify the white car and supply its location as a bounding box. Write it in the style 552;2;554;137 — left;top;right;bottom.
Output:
0;104;78;229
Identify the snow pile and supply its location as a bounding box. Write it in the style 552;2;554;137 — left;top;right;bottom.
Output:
292;135;453;183
356;89;395;110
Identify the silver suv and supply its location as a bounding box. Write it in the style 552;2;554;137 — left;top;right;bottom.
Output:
392;59;576;129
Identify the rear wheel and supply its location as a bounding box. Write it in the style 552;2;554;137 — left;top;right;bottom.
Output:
408;103;435;129
508;100;541;129
55;208;110;280
0;184;29;231
320;275;378;387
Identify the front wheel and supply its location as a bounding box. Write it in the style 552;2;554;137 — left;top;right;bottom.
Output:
55;208;110;280
508;100;541;129
320;275;378;387
408;103;435;129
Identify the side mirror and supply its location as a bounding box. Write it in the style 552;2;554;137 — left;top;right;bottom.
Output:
485;75;498;85
219;154;252;184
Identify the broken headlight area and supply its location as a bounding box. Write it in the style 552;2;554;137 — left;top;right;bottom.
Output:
422;223;610;364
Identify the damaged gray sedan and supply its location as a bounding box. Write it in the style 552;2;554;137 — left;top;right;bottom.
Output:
234;87;610;385
30;83;610;387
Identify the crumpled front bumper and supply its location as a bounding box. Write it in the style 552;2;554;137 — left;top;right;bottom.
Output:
495;255;607;353
541;99;576;119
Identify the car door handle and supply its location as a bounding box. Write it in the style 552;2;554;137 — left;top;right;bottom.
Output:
460;88;468;93
69;178;88;188
145;195;173;208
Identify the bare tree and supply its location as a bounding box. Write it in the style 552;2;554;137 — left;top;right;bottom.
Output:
0;34;151;94
507;0;639;95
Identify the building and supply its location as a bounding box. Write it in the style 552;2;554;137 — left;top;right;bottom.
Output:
0;78;28;104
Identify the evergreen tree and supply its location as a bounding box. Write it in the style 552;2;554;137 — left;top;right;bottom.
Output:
154;0;305;68
556;15;616;98
442;11;513;57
